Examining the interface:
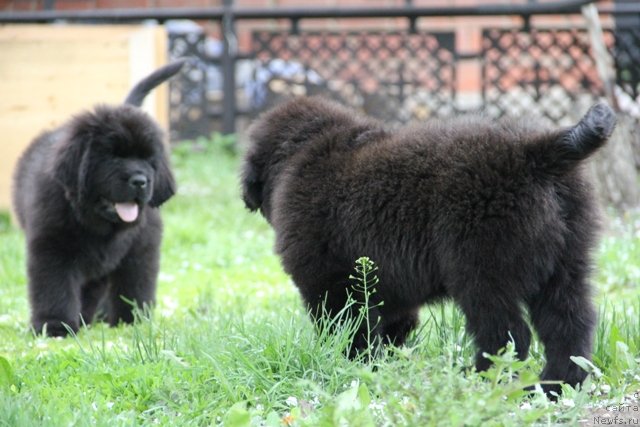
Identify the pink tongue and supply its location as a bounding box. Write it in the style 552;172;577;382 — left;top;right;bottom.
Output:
114;203;139;222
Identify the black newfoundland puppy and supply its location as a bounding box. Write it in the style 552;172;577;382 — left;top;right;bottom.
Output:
13;60;185;337
241;96;616;395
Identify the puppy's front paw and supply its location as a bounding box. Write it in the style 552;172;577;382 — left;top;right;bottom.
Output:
32;318;78;337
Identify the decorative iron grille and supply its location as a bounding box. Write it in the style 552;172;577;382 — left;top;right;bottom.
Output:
163;15;640;138
166;23;640;140
614;27;640;101
163;11;640;139
168;31;210;141
481;28;608;126
250;30;456;124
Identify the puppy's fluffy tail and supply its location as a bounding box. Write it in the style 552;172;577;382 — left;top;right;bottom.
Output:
527;102;616;175
124;58;188;107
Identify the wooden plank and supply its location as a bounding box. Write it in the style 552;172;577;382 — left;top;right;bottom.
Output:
0;24;135;40
154;25;170;131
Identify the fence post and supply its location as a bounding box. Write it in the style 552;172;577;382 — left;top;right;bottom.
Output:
221;0;237;134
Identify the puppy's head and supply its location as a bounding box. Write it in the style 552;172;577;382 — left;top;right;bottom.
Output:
53;105;175;229
241;96;362;220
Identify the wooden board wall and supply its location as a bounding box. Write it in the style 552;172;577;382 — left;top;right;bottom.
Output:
0;24;168;213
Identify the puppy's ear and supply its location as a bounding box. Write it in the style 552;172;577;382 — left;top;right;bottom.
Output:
149;145;176;207
241;159;263;211
53;129;92;203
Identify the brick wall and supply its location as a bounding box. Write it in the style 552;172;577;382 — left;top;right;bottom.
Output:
0;0;581;11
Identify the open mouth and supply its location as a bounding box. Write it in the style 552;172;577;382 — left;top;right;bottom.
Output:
114;202;139;223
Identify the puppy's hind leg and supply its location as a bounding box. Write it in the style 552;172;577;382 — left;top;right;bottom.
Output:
382;309;420;347
300;276;386;360
452;279;532;372
526;266;596;397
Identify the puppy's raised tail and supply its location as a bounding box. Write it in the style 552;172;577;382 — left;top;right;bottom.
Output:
124;58;188;107
527;102;617;175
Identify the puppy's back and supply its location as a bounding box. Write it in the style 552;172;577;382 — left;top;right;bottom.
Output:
12;129;61;229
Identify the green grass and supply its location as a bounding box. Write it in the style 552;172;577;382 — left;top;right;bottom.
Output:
0;135;638;426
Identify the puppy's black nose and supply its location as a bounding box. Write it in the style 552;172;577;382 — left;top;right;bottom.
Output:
128;174;148;189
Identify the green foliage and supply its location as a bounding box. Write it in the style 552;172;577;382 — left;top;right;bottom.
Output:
0;212;10;233
0;136;638;425
0;356;17;391
223;402;252;427
347;256;383;362
479;341;541;398
596;213;640;296
311;381;375;427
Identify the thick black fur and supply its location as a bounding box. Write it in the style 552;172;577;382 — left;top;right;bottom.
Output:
241;96;616;396
13;60;185;337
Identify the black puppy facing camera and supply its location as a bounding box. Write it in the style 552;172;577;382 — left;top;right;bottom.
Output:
13;60;185;337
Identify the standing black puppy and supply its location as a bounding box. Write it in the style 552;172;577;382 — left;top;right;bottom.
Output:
13;60;185;337
241;96;616;396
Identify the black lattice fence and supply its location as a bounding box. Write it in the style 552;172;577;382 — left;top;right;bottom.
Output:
165;21;640;139
159;8;640;138
249;31;456;124
481;28;611;126
161;8;640;139
248;27;620;129
168;31;210;141
614;27;640;101
246;26;640;130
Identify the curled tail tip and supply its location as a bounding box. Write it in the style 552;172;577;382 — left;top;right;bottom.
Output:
580;102;617;141
123;57;190;107
568;101;617;158
528;102;617;175
164;57;192;74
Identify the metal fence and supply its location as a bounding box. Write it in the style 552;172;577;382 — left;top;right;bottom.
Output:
1;0;639;140
481;27;608;124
